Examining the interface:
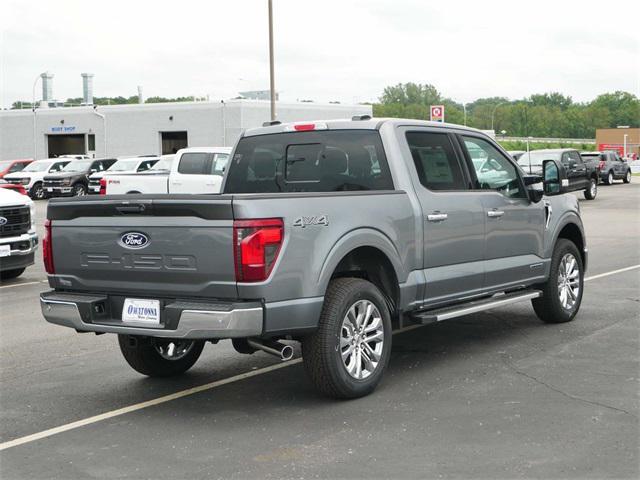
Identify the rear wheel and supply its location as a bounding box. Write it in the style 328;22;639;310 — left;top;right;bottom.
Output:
118;335;205;377
583;177;597;200
532;239;583;323
72;183;87;196
604;171;614;185
302;278;392;399
623;170;631;184
0;268;26;280
30;182;45;200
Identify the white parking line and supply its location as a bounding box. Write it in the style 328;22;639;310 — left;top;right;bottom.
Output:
585;264;640;282
1;263;638;452
0;280;43;290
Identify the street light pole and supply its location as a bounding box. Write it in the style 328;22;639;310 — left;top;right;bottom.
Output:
463;103;467;126
268;0;276;121
491;102;506;131
623;134;628;158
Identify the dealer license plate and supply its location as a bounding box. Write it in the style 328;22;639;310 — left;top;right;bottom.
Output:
122;298;161;325
0;245;10;257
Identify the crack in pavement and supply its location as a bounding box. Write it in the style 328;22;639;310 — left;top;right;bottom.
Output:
500;355;638;419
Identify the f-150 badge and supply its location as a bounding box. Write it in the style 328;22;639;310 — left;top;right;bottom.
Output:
292;215;329;228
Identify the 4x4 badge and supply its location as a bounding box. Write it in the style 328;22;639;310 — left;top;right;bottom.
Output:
292;215;329;228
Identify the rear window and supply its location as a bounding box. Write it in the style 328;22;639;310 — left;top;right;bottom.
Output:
224;130;394;193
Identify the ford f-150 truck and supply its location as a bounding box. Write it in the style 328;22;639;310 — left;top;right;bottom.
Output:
40;118;587;398
0;188;38;279
518;148;599;200
104;148;231;195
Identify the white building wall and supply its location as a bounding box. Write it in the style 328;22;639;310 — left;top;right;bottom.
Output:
0;100;372;160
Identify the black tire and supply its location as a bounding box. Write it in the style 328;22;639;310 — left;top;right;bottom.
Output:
118;335;205;377
532;239;584;324
72;183;87;196
302;278;392;399
30;182;45;200
583;177;597;200
623;170;631;184
604;171;614;185
0;268;26;280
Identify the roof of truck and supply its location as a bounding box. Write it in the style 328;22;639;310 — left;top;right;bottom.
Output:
243;117;486;137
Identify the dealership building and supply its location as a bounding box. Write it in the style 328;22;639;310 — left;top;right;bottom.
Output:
596;127;639;157
0;100;372;160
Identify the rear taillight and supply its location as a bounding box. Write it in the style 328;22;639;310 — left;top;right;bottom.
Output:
233;218;283;282
598;160;606;170
43;219;54;274
99;178;107;195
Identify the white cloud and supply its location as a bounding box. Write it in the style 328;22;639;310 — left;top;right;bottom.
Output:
1;0;638;108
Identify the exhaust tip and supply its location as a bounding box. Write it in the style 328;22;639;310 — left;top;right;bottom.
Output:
280;345;294;361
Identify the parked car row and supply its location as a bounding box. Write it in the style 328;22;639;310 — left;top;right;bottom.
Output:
512;148;632;200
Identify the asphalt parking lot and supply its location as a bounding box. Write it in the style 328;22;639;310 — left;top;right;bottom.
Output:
1;184;638;479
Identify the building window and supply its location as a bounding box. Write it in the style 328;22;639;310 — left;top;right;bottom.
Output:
88;134;96;151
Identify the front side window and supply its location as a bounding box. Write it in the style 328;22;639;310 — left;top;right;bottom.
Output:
462;136;525;198
224;130;393;193
406;132;467;191
178;153;209;175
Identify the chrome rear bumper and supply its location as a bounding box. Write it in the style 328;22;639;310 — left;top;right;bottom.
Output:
40;291;263;339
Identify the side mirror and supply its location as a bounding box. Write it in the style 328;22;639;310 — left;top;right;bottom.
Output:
543;160;568;196
524;174;544;203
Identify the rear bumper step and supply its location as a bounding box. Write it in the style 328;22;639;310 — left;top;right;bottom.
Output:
411;290;541;324
40;291;263;339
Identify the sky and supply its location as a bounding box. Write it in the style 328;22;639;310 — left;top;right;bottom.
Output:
1;0;638;109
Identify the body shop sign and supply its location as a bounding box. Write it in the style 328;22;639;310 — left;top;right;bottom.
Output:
50;126;77;133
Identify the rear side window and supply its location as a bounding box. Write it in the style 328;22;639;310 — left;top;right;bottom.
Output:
224;130;394;193
178;153;209;175
406;132;467;191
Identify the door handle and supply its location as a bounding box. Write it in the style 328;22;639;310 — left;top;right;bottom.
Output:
487;210;504;218
427;213;448;222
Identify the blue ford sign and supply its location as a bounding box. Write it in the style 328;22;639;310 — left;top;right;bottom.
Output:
0;216;7;226
120;232;149;249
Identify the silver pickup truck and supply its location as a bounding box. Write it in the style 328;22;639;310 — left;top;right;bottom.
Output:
40;118;587;398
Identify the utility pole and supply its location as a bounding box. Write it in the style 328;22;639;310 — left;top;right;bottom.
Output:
268;0;276;121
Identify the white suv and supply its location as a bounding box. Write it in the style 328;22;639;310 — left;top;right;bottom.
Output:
4;158;72;199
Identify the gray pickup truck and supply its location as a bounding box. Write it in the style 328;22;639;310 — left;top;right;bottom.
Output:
40;118;587;398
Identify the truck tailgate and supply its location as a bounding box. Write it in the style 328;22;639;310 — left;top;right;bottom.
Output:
47;195;237;299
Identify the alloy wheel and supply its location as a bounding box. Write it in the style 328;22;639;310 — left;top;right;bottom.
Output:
154;340;195;360
557;253;580;310
340;299;385;379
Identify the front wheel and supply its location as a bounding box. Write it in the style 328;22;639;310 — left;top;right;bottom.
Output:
30;182;45;200
623;170;631;184
584;178;597;200
302;278;392;399
72;183;87;196
118;335;205;377
532;239;584;323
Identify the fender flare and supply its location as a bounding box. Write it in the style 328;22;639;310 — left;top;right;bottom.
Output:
316;227;405;295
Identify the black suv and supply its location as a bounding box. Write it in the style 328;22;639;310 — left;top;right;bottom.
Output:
43;158;116;197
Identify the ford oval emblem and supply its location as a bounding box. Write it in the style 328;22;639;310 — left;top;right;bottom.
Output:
0;217;7;226
120;232;149;249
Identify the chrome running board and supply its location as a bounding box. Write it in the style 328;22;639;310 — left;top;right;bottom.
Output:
411;290;542;324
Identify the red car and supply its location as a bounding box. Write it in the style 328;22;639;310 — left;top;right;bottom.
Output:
0;159;33;179
0;179;27;195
